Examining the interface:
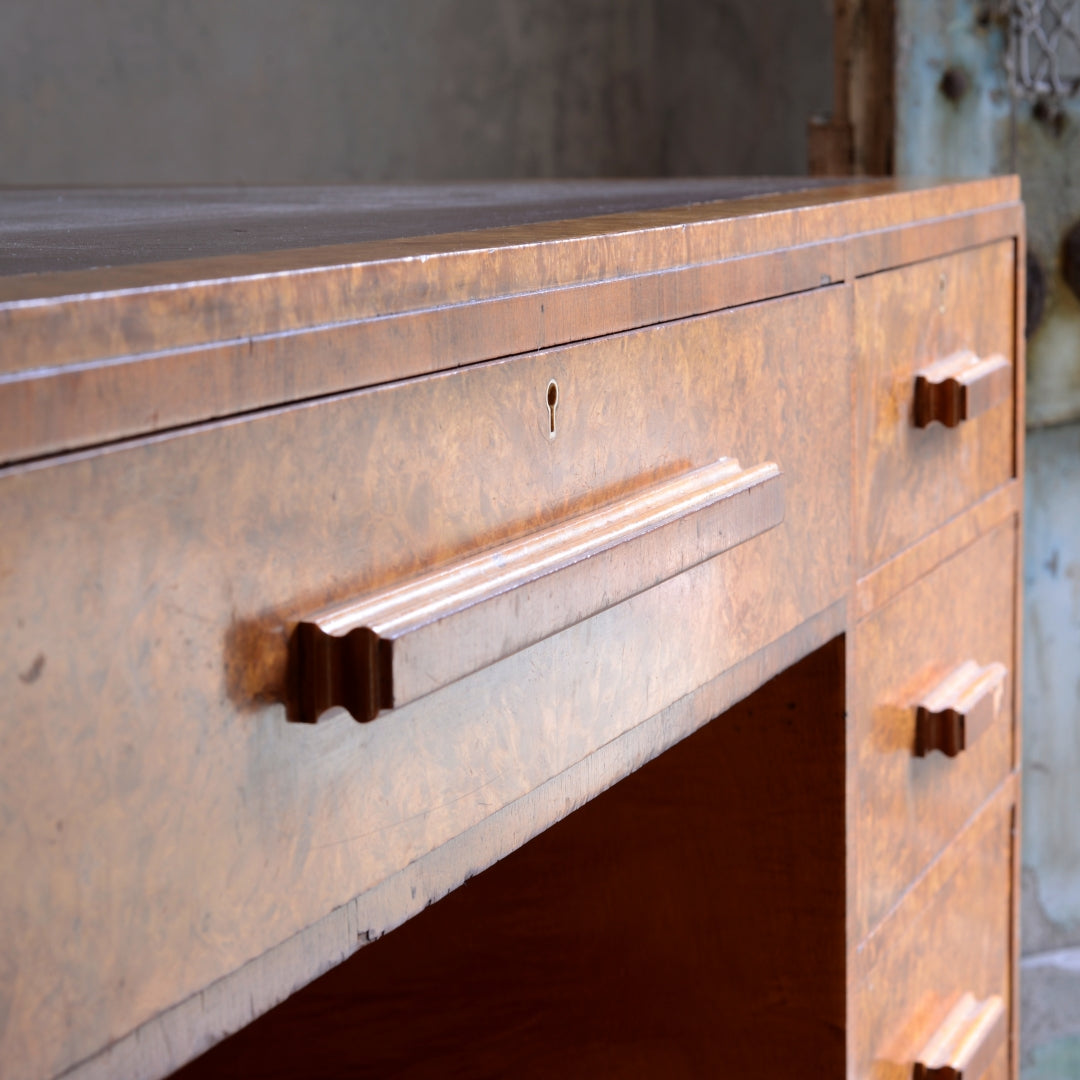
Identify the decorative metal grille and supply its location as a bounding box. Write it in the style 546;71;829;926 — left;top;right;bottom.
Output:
1006;0;1080;100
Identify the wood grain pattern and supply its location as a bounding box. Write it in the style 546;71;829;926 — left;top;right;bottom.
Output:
0;178;1026;1080
297;458;782;723
852;520;1016;940
0;287;850;1080
0;180;1019;466
855;241;1016;572
171;638;847;1080
0;177;1015;309
854;781;1014;1080
0;243;843;466
55;601;849;1080
854;483;1019;619
847;205;1022;279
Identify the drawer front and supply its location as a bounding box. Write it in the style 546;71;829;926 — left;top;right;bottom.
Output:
855;789;1013;1080
854;519;1016;940
0;287;850;1080
855;241;1016;572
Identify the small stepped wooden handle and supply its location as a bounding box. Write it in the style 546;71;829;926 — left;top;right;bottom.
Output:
913;351;1011;428
915;661;1008;758
293;458;784;723
914;993;1006;1080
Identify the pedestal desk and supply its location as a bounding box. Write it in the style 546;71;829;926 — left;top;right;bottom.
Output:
0;178;1024;1079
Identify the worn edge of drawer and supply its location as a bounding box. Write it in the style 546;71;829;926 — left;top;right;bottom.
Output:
0;186;1019;467
50;599;847;1080
853;482;1021;619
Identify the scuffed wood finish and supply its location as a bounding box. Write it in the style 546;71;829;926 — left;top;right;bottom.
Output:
0;179;1020;465
914;993;1007;1080
915;661;1009;759
914;352;1012;430
172;639;848;1080
855;241;1016;572
0;287;850;1080
296;458;782;723
854;781;1014;1080
853;521;1016;941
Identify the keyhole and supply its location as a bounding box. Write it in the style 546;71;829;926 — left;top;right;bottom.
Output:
547;380;559;438
939;272;947;314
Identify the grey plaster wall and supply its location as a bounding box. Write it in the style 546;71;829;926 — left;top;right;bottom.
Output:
0;0;831;185
1022;420;1080;1075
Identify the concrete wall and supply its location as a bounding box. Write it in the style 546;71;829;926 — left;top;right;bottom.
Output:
0;0;831;185
1022;422;1080;1076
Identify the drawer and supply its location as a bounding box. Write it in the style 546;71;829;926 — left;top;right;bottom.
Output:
853;519;1016;940
855;241;1016;572
855;788;1013;1080
0;286;851;1080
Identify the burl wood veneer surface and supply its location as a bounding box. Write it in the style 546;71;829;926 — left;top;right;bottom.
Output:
854;783;1013;1080
0;288;850;1080
0;178;1019;466
853;519;1017;940
855;240;1016;572
172;639;846;1080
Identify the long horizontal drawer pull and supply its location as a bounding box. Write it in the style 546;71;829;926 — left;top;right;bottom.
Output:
914;993;1006;1080
913;350;1011;428
914;661;1008;758
293;458;784;724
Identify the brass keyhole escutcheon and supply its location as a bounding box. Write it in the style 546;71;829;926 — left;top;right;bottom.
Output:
547;380;559;439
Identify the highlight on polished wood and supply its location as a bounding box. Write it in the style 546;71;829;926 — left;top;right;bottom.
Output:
294;458;782;723
914;661;1009;758
914;351;1013;429
913;993;1007;1080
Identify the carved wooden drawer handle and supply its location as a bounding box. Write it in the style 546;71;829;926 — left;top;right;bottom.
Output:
915;661;1008;758
913;351;1012;428
914;993;1006;1079
293;458;783;723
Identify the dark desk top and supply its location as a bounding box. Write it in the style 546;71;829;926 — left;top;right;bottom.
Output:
0;178;847;277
